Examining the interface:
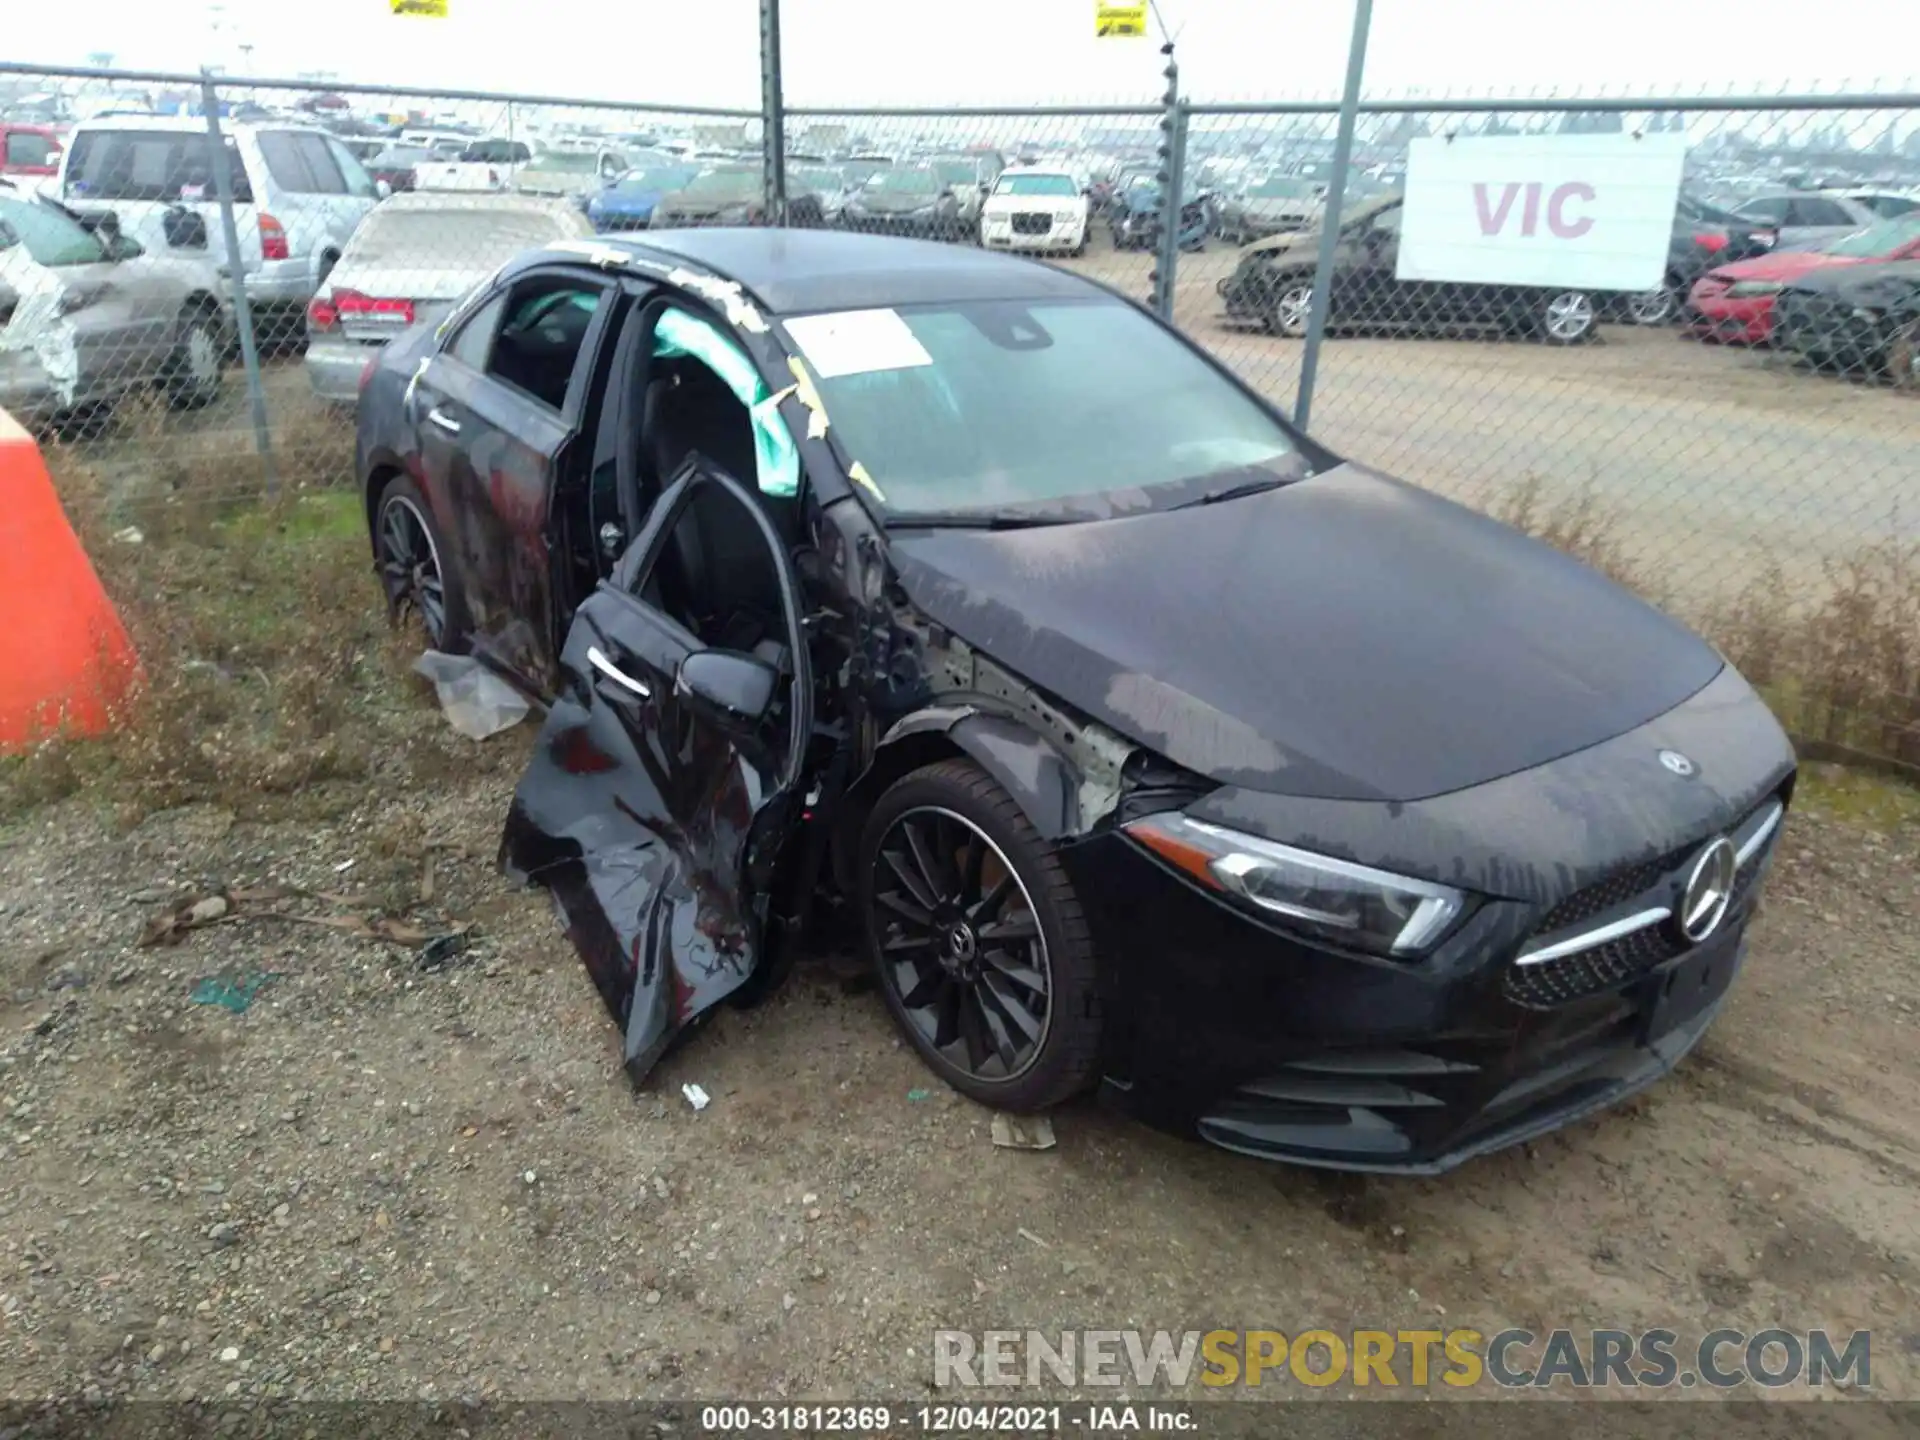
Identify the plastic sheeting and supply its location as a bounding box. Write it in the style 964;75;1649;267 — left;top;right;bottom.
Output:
653;307;799;498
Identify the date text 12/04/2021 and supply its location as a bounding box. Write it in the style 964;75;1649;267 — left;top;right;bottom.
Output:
698;1405;1197;1433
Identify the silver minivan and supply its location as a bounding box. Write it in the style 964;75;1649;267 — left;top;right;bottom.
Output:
57;117;379;339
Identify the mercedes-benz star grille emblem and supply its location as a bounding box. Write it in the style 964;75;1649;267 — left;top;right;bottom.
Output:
1677;837;1737;944
1659;749;1696;777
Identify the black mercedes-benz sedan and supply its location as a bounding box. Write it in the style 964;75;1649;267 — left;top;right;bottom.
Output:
352;227;1795;1174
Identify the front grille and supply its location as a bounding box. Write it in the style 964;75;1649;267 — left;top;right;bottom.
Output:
1505;924;1682;1010
1535;850;1683;934
1011;212;1052;235
1504;795;1786;1011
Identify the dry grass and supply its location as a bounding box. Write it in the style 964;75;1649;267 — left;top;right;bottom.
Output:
0;436;518;826
1498;482;1920;778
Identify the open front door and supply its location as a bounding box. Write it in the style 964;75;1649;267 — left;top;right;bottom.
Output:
501;457;813;1081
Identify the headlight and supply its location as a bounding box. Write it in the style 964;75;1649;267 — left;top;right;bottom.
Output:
1125;812;1466;957
1726;280;1784;298
1851;306;1882;321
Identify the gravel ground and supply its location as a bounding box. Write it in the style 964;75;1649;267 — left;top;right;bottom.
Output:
2;736;1917;1410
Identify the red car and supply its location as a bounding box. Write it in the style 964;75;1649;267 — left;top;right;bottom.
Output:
1687;212;1920;344
0;123;64;178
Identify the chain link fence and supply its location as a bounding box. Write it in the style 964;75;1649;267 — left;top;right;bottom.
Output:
3;63;1916;768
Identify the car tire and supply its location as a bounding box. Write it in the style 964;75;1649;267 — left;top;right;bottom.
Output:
165;303;225;411
1264;280;1314;339
1539;289;1597;344
1625;282;1678;326
373;473;470;652
1071;231;1087;257
858;758;1102;1113
1887;320;1919;392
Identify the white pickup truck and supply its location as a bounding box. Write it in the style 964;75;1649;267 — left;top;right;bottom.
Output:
414;140;628;200
412;139;532;193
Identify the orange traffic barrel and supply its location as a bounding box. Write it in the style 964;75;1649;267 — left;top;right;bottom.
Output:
0;407;141;750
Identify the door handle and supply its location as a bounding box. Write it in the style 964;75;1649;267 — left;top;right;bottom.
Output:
426;407;461;435
587;646;650;698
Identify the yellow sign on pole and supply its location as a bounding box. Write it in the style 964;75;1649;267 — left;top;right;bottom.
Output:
390;0;448;15
1095;2;1149;38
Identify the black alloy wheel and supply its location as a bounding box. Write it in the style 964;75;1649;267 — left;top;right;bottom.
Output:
375;475;466;650
860;760;1101;1111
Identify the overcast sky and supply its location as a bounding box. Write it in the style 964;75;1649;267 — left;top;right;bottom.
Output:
10;0;1919;109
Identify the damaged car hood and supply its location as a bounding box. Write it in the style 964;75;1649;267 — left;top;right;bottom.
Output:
887;466;1724;803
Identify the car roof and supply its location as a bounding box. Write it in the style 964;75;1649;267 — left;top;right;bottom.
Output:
558;229;1104;316
68;115;328;136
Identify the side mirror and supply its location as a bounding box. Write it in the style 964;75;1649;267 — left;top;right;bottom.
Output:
92;210;123;244
677;649;778;728
109;233;145;261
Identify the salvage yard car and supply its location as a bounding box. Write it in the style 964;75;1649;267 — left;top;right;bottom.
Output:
353;228;1795;1174
1685;212;1920;345
980;167;1088;255
1220;194;1601;344
1774;257;1920;385
303;191;595;404
0;180;229;427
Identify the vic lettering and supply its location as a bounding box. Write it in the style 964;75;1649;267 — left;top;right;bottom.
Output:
1474;182;1595;239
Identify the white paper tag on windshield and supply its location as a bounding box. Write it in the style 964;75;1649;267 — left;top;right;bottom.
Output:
782;308;933;380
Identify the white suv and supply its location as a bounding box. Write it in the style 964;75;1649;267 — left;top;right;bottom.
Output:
57;117;379;337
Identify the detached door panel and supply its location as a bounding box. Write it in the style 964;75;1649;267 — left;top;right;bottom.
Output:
502;462;813;1082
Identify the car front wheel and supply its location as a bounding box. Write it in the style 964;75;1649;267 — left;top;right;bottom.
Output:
1887;319;1919;392
165;304;225;410
1625;283;1677;326
858;759;1102;1113
1540;289;1597;344
1265;280;1314;338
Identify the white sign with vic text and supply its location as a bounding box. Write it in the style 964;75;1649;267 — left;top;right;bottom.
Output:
1397;133;1687;291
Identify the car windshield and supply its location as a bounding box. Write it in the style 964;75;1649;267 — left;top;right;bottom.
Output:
995;173;1077;197
869;168;941;195
787;297;1301;522
931;160;978;186
681;168;760;200
793;166;845;194
1823;212;1920;257
843;159;891;185
616;165;696;193
0;195;106;266
1248;176;1320;199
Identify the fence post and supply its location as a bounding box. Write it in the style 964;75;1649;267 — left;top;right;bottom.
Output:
1149;43;1183;320
759;0;788;224
1292;0;1375;433
199;69;277;497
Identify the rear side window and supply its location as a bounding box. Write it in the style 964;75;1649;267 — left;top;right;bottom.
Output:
1789;197;1855;227
1736;196;1790;223
445;293;507;371
5;132;57;168
66;129;253;204
484;279;607;411
258;131;349;194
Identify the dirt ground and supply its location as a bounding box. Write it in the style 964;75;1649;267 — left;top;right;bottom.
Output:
3;695;1918;1410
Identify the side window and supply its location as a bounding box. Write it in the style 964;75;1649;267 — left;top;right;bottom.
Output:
483;278;608;411
66;131;251;204
1791;198;1852;227
634;479;790;670
299;134;349;194
1738;196;1790;223
444;293;507;371
1371;206;1403;234
321;136;375;198
256;132;316;191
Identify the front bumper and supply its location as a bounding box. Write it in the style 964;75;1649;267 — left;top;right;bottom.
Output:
1684;294;1774;344
1059;666;1795;1174
983;220;1083;253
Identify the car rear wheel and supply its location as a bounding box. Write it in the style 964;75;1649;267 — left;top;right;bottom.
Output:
1540;290;1596;344
859;760;1102;1113
1888;319;1919;392
374;474;469;652
165;305;225;411
1265;280;1314;338
1625;283;1677;326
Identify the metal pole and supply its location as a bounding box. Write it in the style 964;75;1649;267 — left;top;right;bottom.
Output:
759;0;788;224
1149;43;1181;320
1293;0;1374;432
201;70;276;496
